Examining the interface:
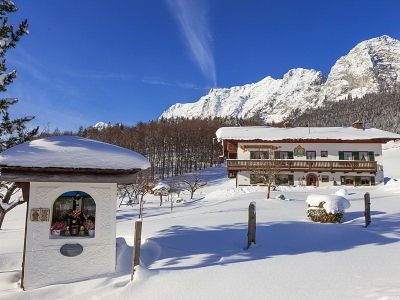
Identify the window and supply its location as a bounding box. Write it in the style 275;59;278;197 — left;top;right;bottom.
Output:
360;177;370;185
344;176;354;185
277;151;288;159
250;151;270;159
359;151;369;161
321;151;328;158
306;151;316;160
250;174;266;184
343;152;353;160
50;191;96;238
274;151;293;159
340;151;375;161
321;175;329;183
275;174;289;185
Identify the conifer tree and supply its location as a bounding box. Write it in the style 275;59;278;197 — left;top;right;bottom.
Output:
0;1;38;229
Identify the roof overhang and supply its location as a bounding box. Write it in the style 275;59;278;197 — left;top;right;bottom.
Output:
222;138;396;144
0;166;143;184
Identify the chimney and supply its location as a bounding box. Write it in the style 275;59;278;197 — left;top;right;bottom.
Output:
352;120;364;129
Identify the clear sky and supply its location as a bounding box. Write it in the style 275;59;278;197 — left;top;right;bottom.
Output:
4;0;400;131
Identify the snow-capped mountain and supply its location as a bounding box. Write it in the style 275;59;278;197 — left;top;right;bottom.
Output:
160;35;400;122
92;121;112;130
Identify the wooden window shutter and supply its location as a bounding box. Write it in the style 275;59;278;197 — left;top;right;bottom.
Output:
288;151;294;159
339;151;344;160
368;152;375;161
371;176;375;185
288;175;294;185
352;152;360;160
355;176;361;186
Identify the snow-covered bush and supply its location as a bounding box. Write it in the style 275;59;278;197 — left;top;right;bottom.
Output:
306;194;351;223
335;188;348;197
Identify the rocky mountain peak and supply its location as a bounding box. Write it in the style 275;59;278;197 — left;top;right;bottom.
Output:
160;35;400;122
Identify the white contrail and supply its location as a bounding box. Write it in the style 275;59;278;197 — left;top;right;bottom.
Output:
166;0;217;86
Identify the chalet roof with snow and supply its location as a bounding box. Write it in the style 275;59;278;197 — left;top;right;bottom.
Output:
216;126;400;143
0;136;150;183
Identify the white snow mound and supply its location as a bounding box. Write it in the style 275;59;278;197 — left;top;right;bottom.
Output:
335;189;349;197
384;178;400;192
306;194;351;214
152;183;170;192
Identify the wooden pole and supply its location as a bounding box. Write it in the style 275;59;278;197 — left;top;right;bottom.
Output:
170;197;173;212
247;202;256;249
130;219;143;281
139;197;144;219
18;182;30;290
364;192;371;227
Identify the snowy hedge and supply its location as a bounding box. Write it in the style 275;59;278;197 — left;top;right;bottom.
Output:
306;194;351;223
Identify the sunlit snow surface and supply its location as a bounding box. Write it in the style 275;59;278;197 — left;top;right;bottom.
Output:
0;136;150;170
216;126;400;141
2;147;400;299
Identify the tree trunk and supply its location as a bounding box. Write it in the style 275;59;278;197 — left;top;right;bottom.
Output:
0;209;5;230
159;195;163;206
190;189;194;199
267;185;271;199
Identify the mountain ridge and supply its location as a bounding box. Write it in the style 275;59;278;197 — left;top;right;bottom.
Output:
160;35;400;122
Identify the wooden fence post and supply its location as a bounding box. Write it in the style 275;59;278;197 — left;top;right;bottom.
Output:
364;192;371;227
247;202;256;249
139;197;144;219
130;219;143;281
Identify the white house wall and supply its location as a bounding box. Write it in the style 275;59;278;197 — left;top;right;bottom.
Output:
236;171;380;186
23;182;117;290
237;142;382;161
235;142;384;186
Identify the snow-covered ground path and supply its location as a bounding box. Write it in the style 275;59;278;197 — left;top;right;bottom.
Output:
2;147;400;299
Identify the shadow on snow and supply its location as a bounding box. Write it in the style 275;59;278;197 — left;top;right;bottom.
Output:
137;213;400;271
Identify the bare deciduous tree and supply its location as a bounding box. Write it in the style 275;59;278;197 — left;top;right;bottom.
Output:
39;117;263;183
251;160;283;199
179;173;207;199
168;179;186;198
0;183;24;229
133;172;153;219
118;184;143;207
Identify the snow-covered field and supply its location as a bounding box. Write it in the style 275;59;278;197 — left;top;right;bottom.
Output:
2;146;400;299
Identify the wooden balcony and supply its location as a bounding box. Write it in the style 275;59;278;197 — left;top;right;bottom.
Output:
227;159;377;173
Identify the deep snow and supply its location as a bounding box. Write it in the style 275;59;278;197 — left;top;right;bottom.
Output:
216;126;400;141
2;149;400;299
0;136;150;170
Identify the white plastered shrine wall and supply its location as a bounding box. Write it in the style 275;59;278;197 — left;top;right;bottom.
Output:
23;182;117;290
235;142;384;186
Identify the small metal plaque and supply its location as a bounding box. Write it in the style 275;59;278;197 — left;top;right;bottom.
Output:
30;208;50;222
60;244;83;257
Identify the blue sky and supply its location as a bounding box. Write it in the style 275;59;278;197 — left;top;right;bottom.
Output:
5;0;400;131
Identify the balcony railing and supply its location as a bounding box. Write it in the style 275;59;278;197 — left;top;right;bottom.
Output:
227;159;377;172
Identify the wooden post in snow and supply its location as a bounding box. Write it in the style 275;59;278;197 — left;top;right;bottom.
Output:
130;219;143;281
247;202;256;249
364;192;371;228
